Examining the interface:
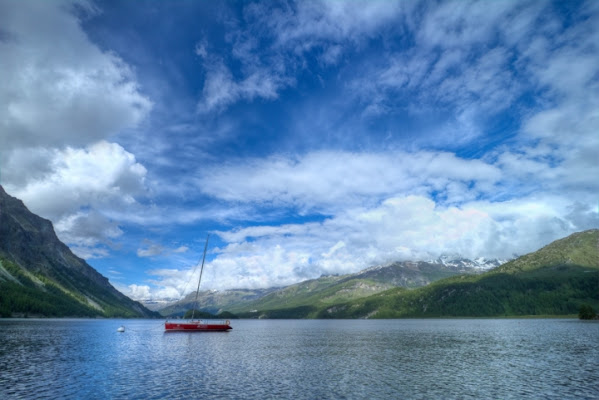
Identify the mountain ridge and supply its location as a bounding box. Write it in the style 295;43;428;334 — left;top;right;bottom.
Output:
168;230;598;319
0;185;158;318
157;257;505;317
316;229;599;319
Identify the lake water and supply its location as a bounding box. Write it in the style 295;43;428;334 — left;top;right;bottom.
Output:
1;319;598;399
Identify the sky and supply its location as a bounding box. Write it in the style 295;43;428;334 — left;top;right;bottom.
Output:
1;0;598;301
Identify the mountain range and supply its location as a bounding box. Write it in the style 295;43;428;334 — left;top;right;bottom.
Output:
157;257;508;317
1;184;596;320
0;185;157;318
157;230;598;319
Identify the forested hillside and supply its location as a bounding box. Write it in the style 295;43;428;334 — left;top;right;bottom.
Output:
0;186;158;318
236;230;599;319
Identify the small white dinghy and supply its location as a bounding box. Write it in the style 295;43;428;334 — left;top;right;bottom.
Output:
117;326;125;332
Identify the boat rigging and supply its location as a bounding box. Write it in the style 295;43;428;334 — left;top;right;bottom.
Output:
164;234;232;332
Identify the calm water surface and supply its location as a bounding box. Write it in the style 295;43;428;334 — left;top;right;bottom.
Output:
1;319;598;399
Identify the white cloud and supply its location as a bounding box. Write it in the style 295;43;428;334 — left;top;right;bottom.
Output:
4;141;147;218
142;267;204;301
198;150;501;212
138;191;597;297
137;241;190;258
3;141;148;257
261;0;404;48
127;284;152;300
137;244;164;258
196;0;404;114
0;0;153;259
194;39;208;58
0;0;152;151
344;0;599;150
174;246;189;254
417;1;516;49
197;58;290;114
2;0;597;301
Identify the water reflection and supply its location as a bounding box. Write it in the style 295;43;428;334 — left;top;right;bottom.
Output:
1;319;598;399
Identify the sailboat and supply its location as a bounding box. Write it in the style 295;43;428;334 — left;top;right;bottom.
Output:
164;235;232;332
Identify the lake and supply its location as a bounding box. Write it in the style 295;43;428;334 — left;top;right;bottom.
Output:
1;319;598;399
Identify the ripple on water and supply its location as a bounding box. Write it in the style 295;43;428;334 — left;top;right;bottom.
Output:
1;319;598;399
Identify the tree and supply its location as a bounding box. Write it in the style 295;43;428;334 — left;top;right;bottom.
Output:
578;304;597;320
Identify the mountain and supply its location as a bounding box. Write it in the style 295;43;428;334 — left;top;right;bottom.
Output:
154;230;596;319
432;256;508;271
162;258;496;318
0;185;158;318
318;229;599;319
157;287;280;317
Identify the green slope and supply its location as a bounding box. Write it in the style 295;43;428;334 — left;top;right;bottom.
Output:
230;276;394;317
0;186;158;318
0;256;157;318
0;257;102;317
319;230;599;319
158;261;467;317
228;262;473;318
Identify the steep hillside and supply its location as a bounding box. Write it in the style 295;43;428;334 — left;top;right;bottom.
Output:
0;186;158;318
319;230;599;319
496;229;599;273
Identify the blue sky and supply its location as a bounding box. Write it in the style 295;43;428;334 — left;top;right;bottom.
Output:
1;0;598;301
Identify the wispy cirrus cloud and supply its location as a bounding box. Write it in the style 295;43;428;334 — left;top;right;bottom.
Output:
196;55;292;114
137;240;190;258
196;0;405;114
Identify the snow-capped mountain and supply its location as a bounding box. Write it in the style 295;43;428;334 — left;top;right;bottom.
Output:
432;255;511;271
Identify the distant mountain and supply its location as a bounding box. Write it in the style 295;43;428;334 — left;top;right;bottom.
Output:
432;256;508;271
157;288;279;317
319;229;599;319
347;258;501;286
0;185;158;318
162;258;499;318
154;230;598;320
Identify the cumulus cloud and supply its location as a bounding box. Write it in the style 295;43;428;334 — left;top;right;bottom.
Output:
0;0;152;151
0;0;152;258
127;284;152;300
3;141;147;256
154;129;596;294
137;191;594;296
141;267;205;301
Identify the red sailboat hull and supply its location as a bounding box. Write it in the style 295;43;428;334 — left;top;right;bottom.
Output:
164;320;232;332
166;236;233;333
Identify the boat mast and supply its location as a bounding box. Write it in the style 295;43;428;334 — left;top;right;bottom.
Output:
190;234;210;321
